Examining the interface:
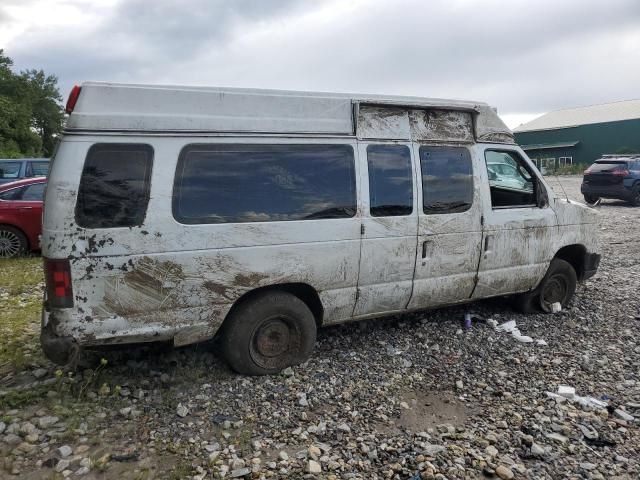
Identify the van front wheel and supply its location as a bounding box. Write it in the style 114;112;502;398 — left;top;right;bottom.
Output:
513;258;577;313
221;291;316;375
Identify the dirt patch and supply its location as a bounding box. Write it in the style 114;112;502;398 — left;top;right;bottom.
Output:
397;390;469;433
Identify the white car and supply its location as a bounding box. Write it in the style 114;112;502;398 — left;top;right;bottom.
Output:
487;160;533;191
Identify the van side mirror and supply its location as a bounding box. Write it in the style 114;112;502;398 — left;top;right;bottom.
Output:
536;182;549;207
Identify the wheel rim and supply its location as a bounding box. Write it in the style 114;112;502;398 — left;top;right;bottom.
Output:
0;230;21;257
541;274;568;311
249;316;301;370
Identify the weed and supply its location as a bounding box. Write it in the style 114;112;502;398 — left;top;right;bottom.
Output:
164;459;194;480
0;257;45;371
0;384;50;409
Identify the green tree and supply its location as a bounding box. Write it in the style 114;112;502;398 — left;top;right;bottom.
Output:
21;69;64;156
0;49;63;158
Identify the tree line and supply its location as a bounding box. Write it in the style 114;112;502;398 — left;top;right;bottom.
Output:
0;50;64;158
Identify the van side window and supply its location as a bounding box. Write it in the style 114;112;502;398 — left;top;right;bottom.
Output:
420;146;473;214
484;150;537;208
76;144;153;228
367;144;412;217
173;144;356;224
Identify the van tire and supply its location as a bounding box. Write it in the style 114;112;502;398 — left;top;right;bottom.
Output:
511;290;540;314
513;258;577;313
220;291;316;375
0;226;28;258
538;258;577;312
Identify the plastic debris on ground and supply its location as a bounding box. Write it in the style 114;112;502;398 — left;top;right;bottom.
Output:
494;319;540;344
551;302;562;313
462;313;486;329
546;385;608;410
557;385;575;399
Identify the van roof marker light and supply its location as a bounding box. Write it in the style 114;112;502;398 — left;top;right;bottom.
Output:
65;85;82;114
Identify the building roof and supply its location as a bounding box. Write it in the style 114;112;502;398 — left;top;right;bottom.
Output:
65;82;514;143
0;158;49;161
514;99;640;133
520;141;580;151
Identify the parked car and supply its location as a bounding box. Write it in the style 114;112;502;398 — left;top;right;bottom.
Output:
41;82;600;373
0;177;46;257
486;157;533;191
581;155;640;206
0;158;50;185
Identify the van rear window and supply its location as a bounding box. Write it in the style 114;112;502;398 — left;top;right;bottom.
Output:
76;144;153;228
173;144;356;224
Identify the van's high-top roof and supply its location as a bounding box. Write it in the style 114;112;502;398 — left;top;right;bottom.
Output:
66;82;514;144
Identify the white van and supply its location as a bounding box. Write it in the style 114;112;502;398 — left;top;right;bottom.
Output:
41;83;600;374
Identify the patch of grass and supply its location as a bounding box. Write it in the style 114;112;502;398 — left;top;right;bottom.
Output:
164;459;194;480
0;257;44;371
544;164;586;175
0;384;51;409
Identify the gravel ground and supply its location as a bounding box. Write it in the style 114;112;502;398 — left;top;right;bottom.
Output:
1;175;639;479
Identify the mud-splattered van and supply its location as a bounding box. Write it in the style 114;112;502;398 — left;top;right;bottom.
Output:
41;83;600;374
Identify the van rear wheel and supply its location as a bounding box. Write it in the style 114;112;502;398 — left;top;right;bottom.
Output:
220;291;316;375
513;258;577;313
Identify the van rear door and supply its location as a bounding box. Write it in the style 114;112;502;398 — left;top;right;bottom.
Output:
353;142;418;316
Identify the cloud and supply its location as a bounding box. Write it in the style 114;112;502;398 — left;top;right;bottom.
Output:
3;0;640;124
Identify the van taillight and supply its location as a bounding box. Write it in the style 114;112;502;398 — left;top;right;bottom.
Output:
45;259;73;308
65;85;82;114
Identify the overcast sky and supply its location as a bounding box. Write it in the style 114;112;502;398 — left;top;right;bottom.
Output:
2;0;639;129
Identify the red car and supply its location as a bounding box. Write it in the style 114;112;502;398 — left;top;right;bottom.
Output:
0;177;46;257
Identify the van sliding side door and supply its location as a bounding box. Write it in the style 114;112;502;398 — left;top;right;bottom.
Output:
408;144;483;310
352;142;419;317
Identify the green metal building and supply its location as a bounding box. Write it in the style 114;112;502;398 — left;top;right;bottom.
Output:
513;99;640;169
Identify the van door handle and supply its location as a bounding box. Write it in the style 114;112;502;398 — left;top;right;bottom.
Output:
484;235;493;252
19;206;33;210
422;240;434;259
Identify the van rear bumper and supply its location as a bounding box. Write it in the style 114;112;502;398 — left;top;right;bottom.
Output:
41;310;79;365
41;303;227;364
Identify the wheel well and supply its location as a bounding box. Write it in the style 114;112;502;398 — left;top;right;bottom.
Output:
223;283;324;328
0;223;30;250
554;244;586;280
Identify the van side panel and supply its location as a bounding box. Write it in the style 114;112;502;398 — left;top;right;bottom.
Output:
42;136;361;346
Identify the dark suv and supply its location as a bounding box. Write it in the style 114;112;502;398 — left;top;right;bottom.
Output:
0;158;50;185
581;155;640;206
